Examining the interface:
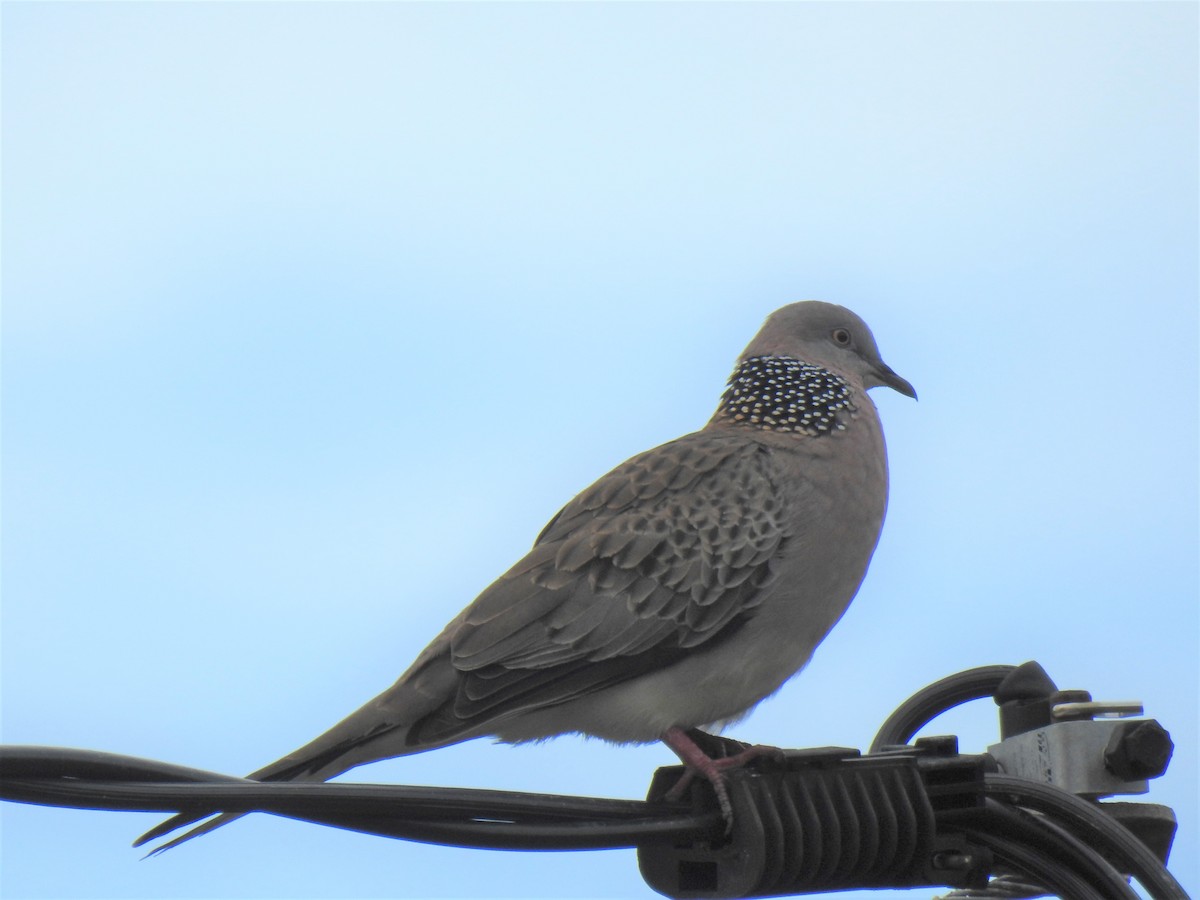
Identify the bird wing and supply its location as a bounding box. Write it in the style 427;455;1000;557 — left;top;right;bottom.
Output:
407;431;791;745
136;433;794;854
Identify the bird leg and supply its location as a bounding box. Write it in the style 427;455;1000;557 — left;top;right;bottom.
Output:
660;726;785;828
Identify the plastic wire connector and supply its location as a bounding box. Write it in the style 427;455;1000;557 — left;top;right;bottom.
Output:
637;748;993;899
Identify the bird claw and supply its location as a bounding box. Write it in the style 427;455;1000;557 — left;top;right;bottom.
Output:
660;728;785;833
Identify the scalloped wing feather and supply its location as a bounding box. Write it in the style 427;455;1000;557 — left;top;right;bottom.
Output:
410;432;792;745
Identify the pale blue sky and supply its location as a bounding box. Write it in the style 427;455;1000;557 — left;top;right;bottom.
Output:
2;3;1197;898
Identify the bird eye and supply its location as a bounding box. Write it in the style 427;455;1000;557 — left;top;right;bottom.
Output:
831;328;852;346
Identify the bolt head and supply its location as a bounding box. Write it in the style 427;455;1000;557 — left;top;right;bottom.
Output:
1104;720;1173;781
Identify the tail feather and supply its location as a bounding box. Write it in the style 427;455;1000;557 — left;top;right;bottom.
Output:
138;812;243;855
134;656;461;853
132;751;367;853
132;726;407;853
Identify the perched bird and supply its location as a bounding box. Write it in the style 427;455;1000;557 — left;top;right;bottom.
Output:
137;300;915;852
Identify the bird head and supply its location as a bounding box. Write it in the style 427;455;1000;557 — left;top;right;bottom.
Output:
739;301;917;400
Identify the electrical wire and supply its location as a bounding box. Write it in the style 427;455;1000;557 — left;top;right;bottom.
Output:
869;665;1017;753
0;746;720;850
984;774;1188;900
942;798;1138;900
0;661;1186;899
960;826;1105;900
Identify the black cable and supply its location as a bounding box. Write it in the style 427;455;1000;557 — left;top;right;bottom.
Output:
960;826;1107;900
0;745;251;786
984;774;1188;900
869;665;1016;753
2;661;1186;899
6;778;719;850
1033;814;1144;899
0;747;720;850
943;798;1138;900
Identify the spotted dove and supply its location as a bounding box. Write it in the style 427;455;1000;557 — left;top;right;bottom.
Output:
136;300;915;851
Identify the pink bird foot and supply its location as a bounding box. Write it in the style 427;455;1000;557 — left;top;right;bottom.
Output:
660;726;786;830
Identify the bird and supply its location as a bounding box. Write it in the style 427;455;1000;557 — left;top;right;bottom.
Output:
135;300;915;852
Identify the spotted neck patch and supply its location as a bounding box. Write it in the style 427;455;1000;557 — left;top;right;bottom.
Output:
715;356;857;435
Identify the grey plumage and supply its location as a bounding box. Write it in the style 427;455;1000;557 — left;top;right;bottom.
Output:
136;300;915;852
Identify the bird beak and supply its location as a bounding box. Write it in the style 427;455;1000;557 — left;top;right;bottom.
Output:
869;362;918;400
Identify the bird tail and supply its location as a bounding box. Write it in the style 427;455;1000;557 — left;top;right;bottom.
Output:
133;715;406;854
134;655;461;854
